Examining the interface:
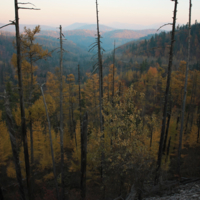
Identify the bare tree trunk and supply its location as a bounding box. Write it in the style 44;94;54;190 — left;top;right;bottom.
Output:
96;1;105;197
112;41;115;106
0;186;4;200
163;98;172;154
93;76;97;109
72;104;77;148
96;0;103;133
40;85;59;200
197;122;200;143
177;0;192;178
176;115;180;130
107;78;110;102
81;112;88;200
189;80;197;132
184;73;196;134
4;92;26;200
78;64;82;123
59;25;65;200
96;0;104;177
14;0;31;198
29;50;34;172
29;113;34;200
155;0;178;184
165;136;171;163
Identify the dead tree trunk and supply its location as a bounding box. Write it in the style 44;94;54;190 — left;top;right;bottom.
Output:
177;0;192;178
59;25;65;200
78;64;82;123
184;73;197;134
96;2;105;197
81;112;88;200
29;50;34;169
29;112;34;200
163;97;172;154
4;91;26;200
0;186;4;200
155;0;178;184
165;136;171;163
40;85;59;200
14;0;31;198
95;0;105;180
107;78;110;102
112;41;115;106
96;0;103;133
184;77;194;134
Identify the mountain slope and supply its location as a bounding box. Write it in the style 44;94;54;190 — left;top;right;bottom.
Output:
118;23;200;63
39;29;161;51
76;24;115;32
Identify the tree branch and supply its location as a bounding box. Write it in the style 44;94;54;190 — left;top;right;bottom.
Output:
18;2;36;7
92;64;99;74
18;7;40;10
0;22;15;29
157;23;173;32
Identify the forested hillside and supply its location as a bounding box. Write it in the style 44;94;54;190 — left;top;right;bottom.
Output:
121;23;200;63
0;0;200;200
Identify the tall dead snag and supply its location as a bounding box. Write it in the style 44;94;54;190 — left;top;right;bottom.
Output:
59;25;65;200
14;1;30;198
81;112;88;200
40;85;59;200
163;94;172;154
78;64;82;122
0;186;4;200
155;0;178;184
13;2;40;199
95;2;105;193
4;91;26;200
112;41;115;105
95;0;104;133
95;1;105;196
177;0;192;178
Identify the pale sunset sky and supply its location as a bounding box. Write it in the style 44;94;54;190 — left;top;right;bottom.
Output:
1;0;200;27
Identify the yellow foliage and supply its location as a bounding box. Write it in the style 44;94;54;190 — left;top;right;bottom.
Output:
7;161;16;179
6;121;61;179
43;172;54;182
0;111;12;166
183;125;199;148
30;94;56;121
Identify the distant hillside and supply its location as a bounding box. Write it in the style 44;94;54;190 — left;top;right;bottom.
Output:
102;29;161;39
64;23;88;30
0;23;56;32
38;29;161;51
63;23;115;32
0;32;92;76
0;22;164;51
76;24;115;32
119;23;200;63
107;22;180;31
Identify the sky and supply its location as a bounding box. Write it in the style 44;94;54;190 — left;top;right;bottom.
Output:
1;0;200;27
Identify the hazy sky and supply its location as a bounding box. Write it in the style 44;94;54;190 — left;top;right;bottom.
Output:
1;0;200;27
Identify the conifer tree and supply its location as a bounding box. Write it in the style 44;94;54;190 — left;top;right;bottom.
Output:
155;0;178;184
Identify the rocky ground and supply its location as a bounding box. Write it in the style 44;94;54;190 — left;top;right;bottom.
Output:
144;180;200;200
